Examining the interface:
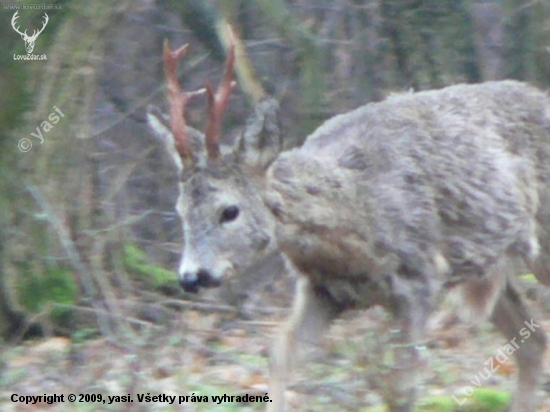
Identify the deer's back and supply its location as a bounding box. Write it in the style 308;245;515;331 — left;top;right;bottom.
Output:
267;80;550;297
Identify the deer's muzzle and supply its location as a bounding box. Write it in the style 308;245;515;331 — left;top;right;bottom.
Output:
179;269;221;293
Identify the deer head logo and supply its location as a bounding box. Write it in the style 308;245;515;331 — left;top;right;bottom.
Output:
11;11;49;54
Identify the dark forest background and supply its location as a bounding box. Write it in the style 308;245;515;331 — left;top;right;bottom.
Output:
1;0;550;342
0;0;549;376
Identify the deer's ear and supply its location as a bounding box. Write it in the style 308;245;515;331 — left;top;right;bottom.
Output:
147;105;183;173
236;98;282;170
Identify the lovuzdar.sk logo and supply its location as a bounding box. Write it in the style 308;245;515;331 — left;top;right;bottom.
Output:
11;11;48;61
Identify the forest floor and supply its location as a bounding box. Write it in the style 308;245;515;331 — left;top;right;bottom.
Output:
1;279;550;412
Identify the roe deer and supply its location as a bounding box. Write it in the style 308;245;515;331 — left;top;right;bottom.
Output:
147;38;549;411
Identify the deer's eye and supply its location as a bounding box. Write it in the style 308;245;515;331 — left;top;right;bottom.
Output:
220;205;240;224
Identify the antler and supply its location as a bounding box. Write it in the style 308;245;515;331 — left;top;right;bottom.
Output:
11;12;49;40
11;11;26;37
33;13;49;39
163;40;206;169
162;27;236;166
205;28;236;160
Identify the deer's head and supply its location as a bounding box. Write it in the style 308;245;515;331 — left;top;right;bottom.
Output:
147;35;282;293
12;11;49;54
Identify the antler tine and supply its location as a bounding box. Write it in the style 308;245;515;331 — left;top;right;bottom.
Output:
205;26;237;160
36;13;49;36
163;39;206;169
11;11;26;37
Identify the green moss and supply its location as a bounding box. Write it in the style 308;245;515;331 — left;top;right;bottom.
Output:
361;388;510;412
124;244;177;287
518;273;537;283
465;388;510;410
16;267;77;323
71;327;99;343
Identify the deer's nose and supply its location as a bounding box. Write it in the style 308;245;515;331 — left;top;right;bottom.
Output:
179;272;199;293
179;269;221;293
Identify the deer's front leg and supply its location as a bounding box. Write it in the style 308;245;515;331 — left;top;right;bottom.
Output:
268;275;342;412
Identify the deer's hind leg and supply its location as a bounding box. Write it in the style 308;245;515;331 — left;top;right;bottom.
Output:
490;277;546;412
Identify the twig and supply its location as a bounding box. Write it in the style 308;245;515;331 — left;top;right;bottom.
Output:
53;303;162;329
160;299;238;314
